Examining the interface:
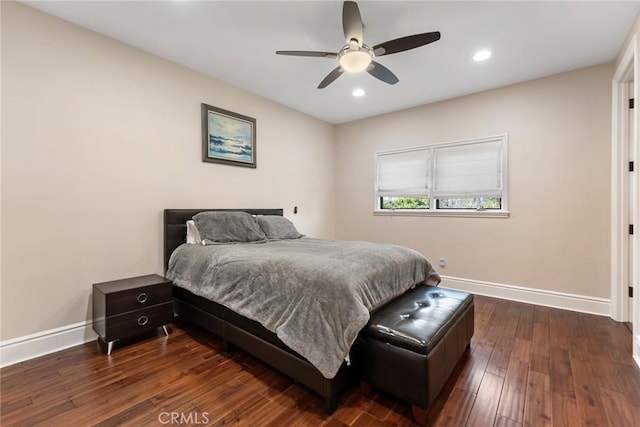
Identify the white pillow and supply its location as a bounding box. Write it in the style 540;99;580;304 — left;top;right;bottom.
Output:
186;220;203;245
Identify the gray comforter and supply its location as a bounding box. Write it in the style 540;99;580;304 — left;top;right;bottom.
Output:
167;237;440;378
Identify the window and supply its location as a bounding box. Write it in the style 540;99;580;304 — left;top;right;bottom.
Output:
375;135;508;216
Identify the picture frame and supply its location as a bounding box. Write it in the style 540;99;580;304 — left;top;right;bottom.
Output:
201;103;257;168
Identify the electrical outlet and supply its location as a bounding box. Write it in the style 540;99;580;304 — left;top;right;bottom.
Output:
438;258;446;268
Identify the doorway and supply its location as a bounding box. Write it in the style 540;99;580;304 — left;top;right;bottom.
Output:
612;36;639;367
628;81;637;332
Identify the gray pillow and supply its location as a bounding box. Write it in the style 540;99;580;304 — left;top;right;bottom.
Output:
193;211;267;244
256;215;303;240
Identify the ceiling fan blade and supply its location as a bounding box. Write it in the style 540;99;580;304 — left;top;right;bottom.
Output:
343;1;363;45
367;61;399;85
276;50;337;58
318;66;344;89
373;32;441;56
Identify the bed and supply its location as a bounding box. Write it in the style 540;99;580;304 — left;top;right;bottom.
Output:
164;208;439;414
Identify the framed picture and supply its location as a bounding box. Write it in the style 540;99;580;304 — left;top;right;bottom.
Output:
201;103;256;168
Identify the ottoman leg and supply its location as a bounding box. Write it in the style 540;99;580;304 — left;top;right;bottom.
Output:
360;381;373;397
323;395;338;415
411;405;427;426
222;339;235;355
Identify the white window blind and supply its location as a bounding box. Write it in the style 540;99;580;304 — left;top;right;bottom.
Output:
374;135;508;213
433;140;503;198
376;149;431;197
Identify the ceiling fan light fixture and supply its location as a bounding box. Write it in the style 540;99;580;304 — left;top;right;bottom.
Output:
339;50;372;73
473;50;492;62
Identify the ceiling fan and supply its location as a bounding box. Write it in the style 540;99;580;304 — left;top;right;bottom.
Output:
276;1;441;89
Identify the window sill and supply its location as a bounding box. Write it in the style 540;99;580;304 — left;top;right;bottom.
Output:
373;209;510;218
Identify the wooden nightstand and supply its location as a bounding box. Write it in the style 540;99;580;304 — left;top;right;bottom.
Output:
92;274;173;354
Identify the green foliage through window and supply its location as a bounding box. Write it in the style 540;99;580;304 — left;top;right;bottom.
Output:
381;197;429;209
380;197;501;210
436;198;501;210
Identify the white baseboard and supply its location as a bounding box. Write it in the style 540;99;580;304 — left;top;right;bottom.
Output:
0;277;613;368
0;321;97;368
440;275;611;317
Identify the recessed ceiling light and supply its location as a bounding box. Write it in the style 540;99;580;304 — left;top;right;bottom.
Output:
352;88;365;97
473;50;492;61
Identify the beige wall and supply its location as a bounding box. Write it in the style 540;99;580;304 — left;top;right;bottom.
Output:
0;1;620;343
334;63;613;299
0;2;335;340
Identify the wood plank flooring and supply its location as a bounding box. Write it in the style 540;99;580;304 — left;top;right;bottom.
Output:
2;295;639;426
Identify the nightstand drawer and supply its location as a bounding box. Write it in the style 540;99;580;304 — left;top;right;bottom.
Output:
105;282;172;316
103;302;173;341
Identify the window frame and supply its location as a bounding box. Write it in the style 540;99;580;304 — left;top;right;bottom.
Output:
373;134;509;218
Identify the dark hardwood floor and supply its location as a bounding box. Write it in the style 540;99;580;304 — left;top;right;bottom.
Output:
2;295;639;426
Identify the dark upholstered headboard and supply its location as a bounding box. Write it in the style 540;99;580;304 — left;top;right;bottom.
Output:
163;208;283;272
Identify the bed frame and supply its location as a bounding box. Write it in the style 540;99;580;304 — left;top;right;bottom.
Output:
163;209;356;414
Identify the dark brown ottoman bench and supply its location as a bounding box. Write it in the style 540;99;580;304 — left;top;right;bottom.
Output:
353;285;474;425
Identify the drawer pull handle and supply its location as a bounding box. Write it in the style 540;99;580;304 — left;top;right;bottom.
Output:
137;293;148;303
137;316;149;326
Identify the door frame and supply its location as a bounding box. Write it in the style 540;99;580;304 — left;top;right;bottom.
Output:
611;34;639;366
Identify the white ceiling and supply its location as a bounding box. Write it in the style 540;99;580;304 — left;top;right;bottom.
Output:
22;1;640;124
